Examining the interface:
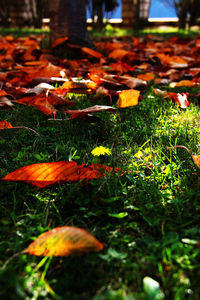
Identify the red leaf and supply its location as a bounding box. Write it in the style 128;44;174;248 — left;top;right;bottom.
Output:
1;161;121;188
0;120;13;129
64;105;116;120
23;226;103;256
153;89;190;108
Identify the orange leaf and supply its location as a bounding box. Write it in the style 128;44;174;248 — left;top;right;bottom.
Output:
62;80;97;91
0;121;13;129
51;37;69;48
0;90;7;97
137;72;155;82
169;80;196;87
192;155;200;169
117;89;140;108
21;63;63;80
82;47;103;59
23;226;103;256
156;54;188;68
108;49;129;60
1;161;121;188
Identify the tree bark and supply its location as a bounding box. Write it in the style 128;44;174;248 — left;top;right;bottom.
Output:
49;0;87;44
189;0;200;27
96;0;103;29
133;0;140;30
175;0;190;29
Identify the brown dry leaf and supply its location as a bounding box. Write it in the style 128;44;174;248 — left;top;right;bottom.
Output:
23;226;103;256
117;89;140;108
64;105;115;120
153;89;190;109
14;95;66;115
122;76;147;89
0;96;14;108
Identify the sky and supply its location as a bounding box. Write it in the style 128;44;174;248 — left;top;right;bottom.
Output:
87;0;177;19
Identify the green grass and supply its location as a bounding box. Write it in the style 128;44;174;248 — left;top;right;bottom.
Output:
90;24;200;38
0;27;49;37
1;31;200;299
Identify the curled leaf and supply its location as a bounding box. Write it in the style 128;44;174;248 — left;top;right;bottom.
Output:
23;226;103;256
64;105;116;120
167;145;200;169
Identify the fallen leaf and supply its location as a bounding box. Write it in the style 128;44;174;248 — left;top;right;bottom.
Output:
26;83;55;94
156;54;188;68
169;80;196;87
153;89;190;108
122;76;147;89
62;80;97;91
170;92;190;108
1;161;121;188
51;36;69;48
137;72;155;81
82;47;103;59
108;49;129;60
0;120;13;129
23;226;103;256
64;105;116;120
117;89;140;108
192;155;200;168
167;145;200;169
15;94;70;115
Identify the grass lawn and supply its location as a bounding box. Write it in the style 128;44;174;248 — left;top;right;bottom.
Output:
0;28;200;299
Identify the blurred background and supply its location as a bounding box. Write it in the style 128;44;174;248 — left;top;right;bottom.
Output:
0;0;199;31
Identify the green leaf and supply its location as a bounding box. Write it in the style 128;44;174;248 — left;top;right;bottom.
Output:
108;212;128;218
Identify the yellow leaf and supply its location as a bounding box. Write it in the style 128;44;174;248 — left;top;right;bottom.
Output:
23;226;103;256
117;89;140;108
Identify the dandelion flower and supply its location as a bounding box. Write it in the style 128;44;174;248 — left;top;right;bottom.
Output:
91;146;112;157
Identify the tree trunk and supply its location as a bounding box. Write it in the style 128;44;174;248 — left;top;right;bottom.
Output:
0;0;11;27
133;0;140;30
49;0;87;44
189;0;200;27
96;0;103;29
9;0;33;27
176;0;189;29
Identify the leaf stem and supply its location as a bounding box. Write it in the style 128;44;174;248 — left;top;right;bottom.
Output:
167;145;193;156
12;126;41;138
1;252;21;271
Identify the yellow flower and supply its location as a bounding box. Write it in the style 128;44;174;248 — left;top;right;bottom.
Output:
91;146;112;157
